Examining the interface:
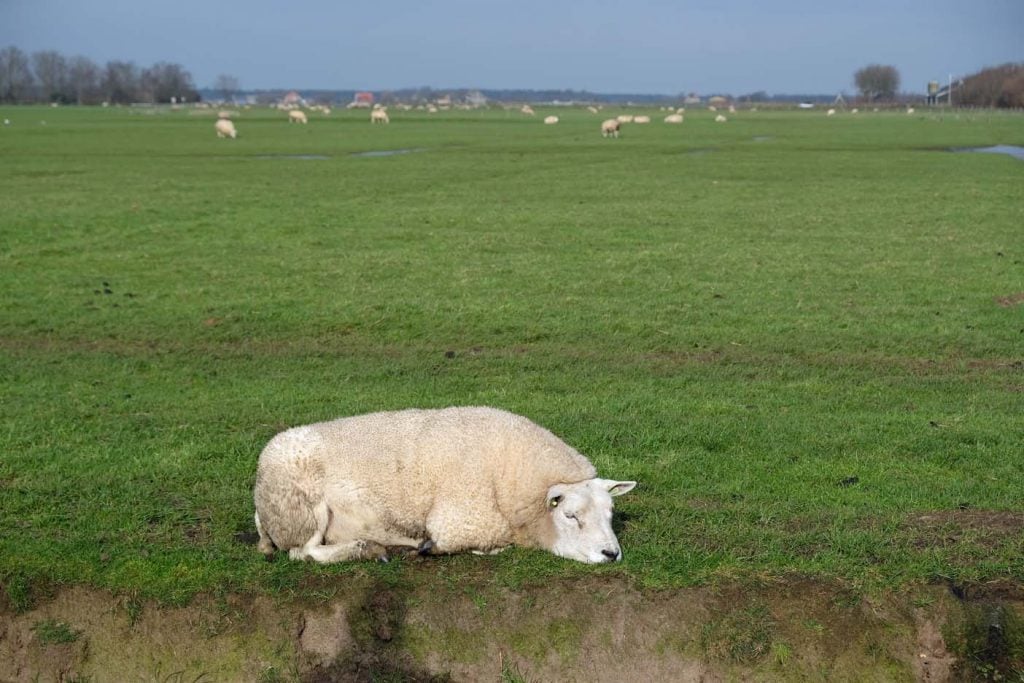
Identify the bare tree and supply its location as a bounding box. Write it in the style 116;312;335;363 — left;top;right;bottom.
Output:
0;46;35;103
854;64;900;102
1001;69;1024;108
214;74;240;103
958;63;1024;108
140;62;197;103
68;55;101;105
32;50;70;103
102;60;140;103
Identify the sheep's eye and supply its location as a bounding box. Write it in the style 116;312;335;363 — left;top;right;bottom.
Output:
549;496;562;508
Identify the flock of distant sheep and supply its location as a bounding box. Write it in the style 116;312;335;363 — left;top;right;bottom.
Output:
213;103;390;139
212;103;695;141
212;102;924;140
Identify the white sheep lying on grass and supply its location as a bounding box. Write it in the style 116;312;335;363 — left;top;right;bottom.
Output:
254;407;636;564
214;119;237;138
289;110;308;124
664;113;684;124
544;115;559;124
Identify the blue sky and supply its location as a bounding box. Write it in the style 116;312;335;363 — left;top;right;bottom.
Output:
2;0;1021;94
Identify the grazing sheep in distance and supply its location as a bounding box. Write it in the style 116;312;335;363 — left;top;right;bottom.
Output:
616;114;633;123
587;106;599;114
906;107;916;115
827;109;836;116
521;105;535;115
254;407;637;564
633;115;651;124
371;108;390;124
288;110;308;124
664;113;684;124
851;108;859;114
544;115;559;124
708;105;717;112
714;114;727;123
214;118;237;138
601;118;621;138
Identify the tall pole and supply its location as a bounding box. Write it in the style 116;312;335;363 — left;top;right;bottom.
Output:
949;73;953;107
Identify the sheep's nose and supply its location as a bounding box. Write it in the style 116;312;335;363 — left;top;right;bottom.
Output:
601;548;620;561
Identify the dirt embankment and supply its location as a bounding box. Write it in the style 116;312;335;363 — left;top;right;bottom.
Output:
1;575;1021;682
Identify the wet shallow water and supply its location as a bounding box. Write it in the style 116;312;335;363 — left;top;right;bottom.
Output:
350;148;426;158
952;145;1024;161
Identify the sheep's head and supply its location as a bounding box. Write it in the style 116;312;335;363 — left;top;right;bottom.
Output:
546;479;636;563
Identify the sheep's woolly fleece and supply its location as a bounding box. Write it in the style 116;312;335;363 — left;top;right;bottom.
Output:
253;407;598;556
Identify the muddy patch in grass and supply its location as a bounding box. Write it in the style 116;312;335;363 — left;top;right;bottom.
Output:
903;510;1024;551
996;292;1024;308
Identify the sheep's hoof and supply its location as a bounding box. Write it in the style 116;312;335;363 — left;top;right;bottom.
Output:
361;541;388;560
417;539;435;556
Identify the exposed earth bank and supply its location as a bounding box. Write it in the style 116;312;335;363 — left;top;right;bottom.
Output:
1;575;1021;682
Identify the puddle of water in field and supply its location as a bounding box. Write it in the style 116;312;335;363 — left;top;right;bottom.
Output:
951;145;1024;161
254;154;330;160
350;148;425;158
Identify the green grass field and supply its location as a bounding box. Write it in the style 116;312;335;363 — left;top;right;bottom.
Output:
1;103;1022;607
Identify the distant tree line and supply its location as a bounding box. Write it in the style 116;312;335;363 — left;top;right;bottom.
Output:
956;63;1024;108
0;45;199;105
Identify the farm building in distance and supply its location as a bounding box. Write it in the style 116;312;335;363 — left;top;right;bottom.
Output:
350;92;374;108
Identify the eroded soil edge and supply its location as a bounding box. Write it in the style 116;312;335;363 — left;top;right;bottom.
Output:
1;575;1021;682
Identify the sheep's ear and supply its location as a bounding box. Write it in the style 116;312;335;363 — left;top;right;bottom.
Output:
599;480;636;497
